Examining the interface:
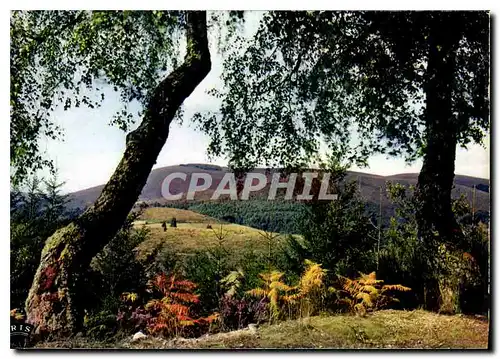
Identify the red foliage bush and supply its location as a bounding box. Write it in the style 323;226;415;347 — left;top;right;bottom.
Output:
117;273;218;338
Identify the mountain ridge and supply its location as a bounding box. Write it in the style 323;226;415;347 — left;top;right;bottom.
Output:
67;164;490;214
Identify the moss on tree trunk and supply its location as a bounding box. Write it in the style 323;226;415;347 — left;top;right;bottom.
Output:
25;11;211;338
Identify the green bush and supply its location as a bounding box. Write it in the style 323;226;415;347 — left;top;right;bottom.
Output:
183;248;229;315
297;180;377;278
378;184;488;314
90;214;149;301
84;214;151;338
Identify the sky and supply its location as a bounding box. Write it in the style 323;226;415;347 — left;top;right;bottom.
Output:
39;12;490;194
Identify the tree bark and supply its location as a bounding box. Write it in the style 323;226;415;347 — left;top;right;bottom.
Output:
25;11;211;338
415;15;463;310
416;15;466;245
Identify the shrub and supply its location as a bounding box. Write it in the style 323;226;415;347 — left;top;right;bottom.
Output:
147;246;179;277
10;174;74;310
337;272;411;316
237;250;270;291
90;213;149;301
119;273;218;338
219;295;268;331
247;271;296;322
84;309;119;339
379;184;489;314
435;243;482;314
183;226;230;315
274;235;310;283
297;180;376;278
218;269;267;330
84;214;151;338
221;269;246;298
183;248;228;315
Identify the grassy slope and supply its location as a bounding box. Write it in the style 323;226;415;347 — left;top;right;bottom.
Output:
138;207;213;223
37;310;489;349
133;207;285;262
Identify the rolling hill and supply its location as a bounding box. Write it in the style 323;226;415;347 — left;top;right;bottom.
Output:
132;207;277;263
67;163;490;214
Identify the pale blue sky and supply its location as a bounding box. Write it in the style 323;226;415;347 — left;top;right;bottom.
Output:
39;12;490;193
42;83;490;193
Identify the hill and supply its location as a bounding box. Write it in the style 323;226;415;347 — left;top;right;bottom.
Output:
68;163;490;213
132;207;286;264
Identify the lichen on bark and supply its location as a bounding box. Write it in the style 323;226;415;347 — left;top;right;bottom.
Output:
26;223;84;337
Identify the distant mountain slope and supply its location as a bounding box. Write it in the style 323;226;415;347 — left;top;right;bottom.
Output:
67;163;490;214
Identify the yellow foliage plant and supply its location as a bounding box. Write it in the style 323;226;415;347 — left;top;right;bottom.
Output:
247;270;296;322
338;272;411;316
292;260;331;317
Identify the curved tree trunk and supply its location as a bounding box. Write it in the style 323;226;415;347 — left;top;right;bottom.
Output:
25;11;211;338
415;15;463;311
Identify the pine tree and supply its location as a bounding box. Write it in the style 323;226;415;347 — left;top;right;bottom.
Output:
42;172;69;223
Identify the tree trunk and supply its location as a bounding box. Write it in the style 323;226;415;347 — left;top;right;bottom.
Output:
415;15;463;310
416;15;464;246
25;11;211;338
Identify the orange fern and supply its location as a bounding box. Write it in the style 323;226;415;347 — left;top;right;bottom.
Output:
338;272;411;315
287;260;330;317
141;273;218;337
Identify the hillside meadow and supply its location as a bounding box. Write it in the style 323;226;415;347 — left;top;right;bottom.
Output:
133;207;291;263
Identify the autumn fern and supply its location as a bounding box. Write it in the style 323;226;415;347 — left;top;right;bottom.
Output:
247;270;296;322
121;273;218;338
338;272;411;316
292;260;329;317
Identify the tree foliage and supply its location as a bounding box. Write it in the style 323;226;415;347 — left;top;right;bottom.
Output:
195;11;489;169
10;10;243;185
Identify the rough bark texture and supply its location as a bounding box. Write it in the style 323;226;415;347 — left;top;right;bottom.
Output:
25;11;211;338
415;15;463;311
416;16;465;245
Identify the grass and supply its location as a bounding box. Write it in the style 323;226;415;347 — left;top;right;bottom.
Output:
159;310;489;349
35;310;489;349
133;207;289;263
138;207;213;224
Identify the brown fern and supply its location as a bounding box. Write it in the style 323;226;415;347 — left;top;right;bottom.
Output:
292;260;329;317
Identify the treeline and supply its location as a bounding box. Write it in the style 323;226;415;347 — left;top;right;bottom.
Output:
139;200;307;234
190;201;307;234
142;199;489;237
10;175;81;310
